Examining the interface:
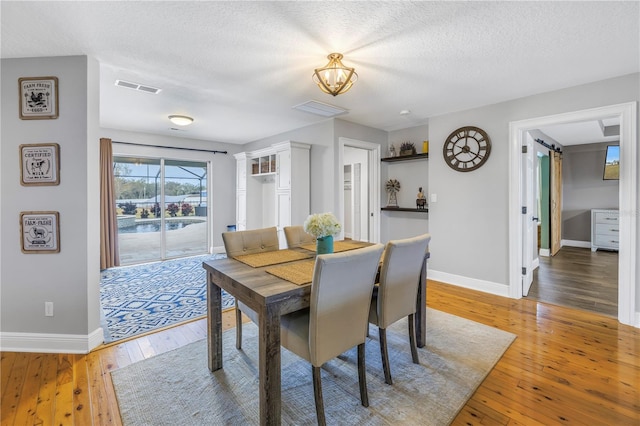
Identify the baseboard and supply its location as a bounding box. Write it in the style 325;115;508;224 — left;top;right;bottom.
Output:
561;239;591;248
0;327;104;354
428;270;510;298
539;248;550;257
532;257;539;270
211;245;226;254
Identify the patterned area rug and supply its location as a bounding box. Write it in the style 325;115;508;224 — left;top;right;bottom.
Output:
100;254;232;343
112;309;516;425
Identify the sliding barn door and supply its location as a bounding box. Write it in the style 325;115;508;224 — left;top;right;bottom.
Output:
550;151;563;256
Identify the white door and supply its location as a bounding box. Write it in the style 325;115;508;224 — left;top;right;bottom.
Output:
522;134;534;296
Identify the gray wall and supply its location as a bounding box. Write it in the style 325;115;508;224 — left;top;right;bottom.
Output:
427;73;639;300
1;56;101;346
562;142;620;242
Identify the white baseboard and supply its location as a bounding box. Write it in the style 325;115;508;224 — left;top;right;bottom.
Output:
0;327;104;354
428;270;510;298
211;245;226;254
561;239;591;248
539;248;550;257
532;257;539;270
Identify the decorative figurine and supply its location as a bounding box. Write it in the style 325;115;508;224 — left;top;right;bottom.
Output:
416;187;427;209
386;179;400;208
389;144;396;157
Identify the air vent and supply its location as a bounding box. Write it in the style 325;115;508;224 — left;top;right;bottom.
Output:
292;100;348;117
115;80;161;94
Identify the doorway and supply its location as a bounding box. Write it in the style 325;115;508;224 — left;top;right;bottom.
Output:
509;102;637;326
338;138;380;243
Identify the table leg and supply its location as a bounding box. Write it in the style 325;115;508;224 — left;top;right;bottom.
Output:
207;271;223;372
415;255;427;348
259;306;282;425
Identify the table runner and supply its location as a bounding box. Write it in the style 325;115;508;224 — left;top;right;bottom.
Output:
233;249;313;268
265;260;315;285
300;240;370;253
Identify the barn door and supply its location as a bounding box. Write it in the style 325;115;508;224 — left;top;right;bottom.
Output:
550;151;563;256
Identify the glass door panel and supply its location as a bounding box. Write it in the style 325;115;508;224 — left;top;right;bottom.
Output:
113;157;162;265
163;159;208;259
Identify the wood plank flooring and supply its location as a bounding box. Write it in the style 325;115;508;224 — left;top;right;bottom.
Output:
528;246;618;317
2;280;638;425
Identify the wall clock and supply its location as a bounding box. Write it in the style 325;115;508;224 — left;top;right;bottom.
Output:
443;126;491;172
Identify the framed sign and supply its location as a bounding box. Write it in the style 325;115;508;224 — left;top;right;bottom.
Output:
20;211;60;254
18;76;59;120
19;143;60;186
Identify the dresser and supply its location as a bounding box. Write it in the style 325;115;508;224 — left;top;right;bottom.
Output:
591;209;619;252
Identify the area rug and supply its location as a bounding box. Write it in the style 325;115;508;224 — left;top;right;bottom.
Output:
100;254;232;342
111;308;516;425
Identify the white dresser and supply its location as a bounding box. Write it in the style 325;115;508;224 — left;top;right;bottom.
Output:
591;209;619;252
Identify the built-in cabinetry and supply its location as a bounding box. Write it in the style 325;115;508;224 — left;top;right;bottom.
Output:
381;153;429;213
234;141;310;248
591;209;619;252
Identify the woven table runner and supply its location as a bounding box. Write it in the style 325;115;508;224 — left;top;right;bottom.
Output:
300;240;370;253
234;250;313;268
265;260;315;285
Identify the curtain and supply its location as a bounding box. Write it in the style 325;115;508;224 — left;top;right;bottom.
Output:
100;138;120;269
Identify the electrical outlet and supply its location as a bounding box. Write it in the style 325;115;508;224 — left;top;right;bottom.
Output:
45;302;54;317
430;193;437;203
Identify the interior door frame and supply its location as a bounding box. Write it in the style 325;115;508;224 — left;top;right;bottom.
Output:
508;102;637;327
338;138;380;243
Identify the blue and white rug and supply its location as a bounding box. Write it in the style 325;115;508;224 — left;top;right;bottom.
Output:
100;254;233;343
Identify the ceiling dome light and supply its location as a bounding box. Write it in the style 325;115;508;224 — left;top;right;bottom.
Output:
312;53;358;96
168;115;194;126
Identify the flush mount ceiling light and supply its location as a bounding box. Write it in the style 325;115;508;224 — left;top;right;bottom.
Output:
168;115;194;126
312;53;358;96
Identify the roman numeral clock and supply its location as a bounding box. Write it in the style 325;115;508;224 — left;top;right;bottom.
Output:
443;126;491;172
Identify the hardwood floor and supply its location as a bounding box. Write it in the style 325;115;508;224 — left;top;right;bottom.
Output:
2;281;638;425
528;246;618;318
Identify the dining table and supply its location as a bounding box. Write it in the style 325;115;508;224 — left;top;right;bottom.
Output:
202;241;429;426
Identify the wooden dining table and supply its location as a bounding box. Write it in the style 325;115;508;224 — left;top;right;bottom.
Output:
202;243;429;426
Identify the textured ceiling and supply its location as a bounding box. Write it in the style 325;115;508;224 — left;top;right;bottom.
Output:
2;1;638;144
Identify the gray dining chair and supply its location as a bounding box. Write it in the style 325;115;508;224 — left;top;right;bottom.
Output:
221;226;279;349
283;225;316;248
368;233;431;385
280;243;384;426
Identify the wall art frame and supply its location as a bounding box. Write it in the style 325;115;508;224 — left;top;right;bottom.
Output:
20;211;60;254
18;76;59;120
19;143;60;186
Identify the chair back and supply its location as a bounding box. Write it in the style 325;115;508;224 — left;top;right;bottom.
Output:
283;225;316;248
309;244;384;366
222;226;279;258
376;234;431;328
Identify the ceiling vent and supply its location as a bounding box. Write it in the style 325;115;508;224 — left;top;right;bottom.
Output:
292;100;348;117
115;79;161;94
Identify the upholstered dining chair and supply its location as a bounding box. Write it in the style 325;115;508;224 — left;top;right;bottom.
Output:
283;225;316;248
280;243;384;426
368;233;431;385
221;226;279;349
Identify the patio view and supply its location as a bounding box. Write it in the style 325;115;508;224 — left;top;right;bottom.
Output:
114;156;209;265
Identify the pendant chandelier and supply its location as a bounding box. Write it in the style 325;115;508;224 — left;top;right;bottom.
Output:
312;53;358;96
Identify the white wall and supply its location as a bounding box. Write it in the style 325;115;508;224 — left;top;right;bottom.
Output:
383;125;430;242
428;73;639;304
1;56;102;352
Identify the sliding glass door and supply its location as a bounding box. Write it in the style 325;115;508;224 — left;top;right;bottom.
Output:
113;156;209;265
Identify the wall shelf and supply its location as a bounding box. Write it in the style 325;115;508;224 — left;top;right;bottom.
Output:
381;152;429;162
381;207;429;213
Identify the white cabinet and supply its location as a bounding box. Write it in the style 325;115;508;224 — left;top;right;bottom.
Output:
591;209;619;252
235;141;310;247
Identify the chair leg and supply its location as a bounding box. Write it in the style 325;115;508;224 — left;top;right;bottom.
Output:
235;301;242;350
408;313;419;364
357;343;369;407
312;366;326;426
378;327;393;385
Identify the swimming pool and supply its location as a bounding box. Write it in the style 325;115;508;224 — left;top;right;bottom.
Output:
118;219;203;234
